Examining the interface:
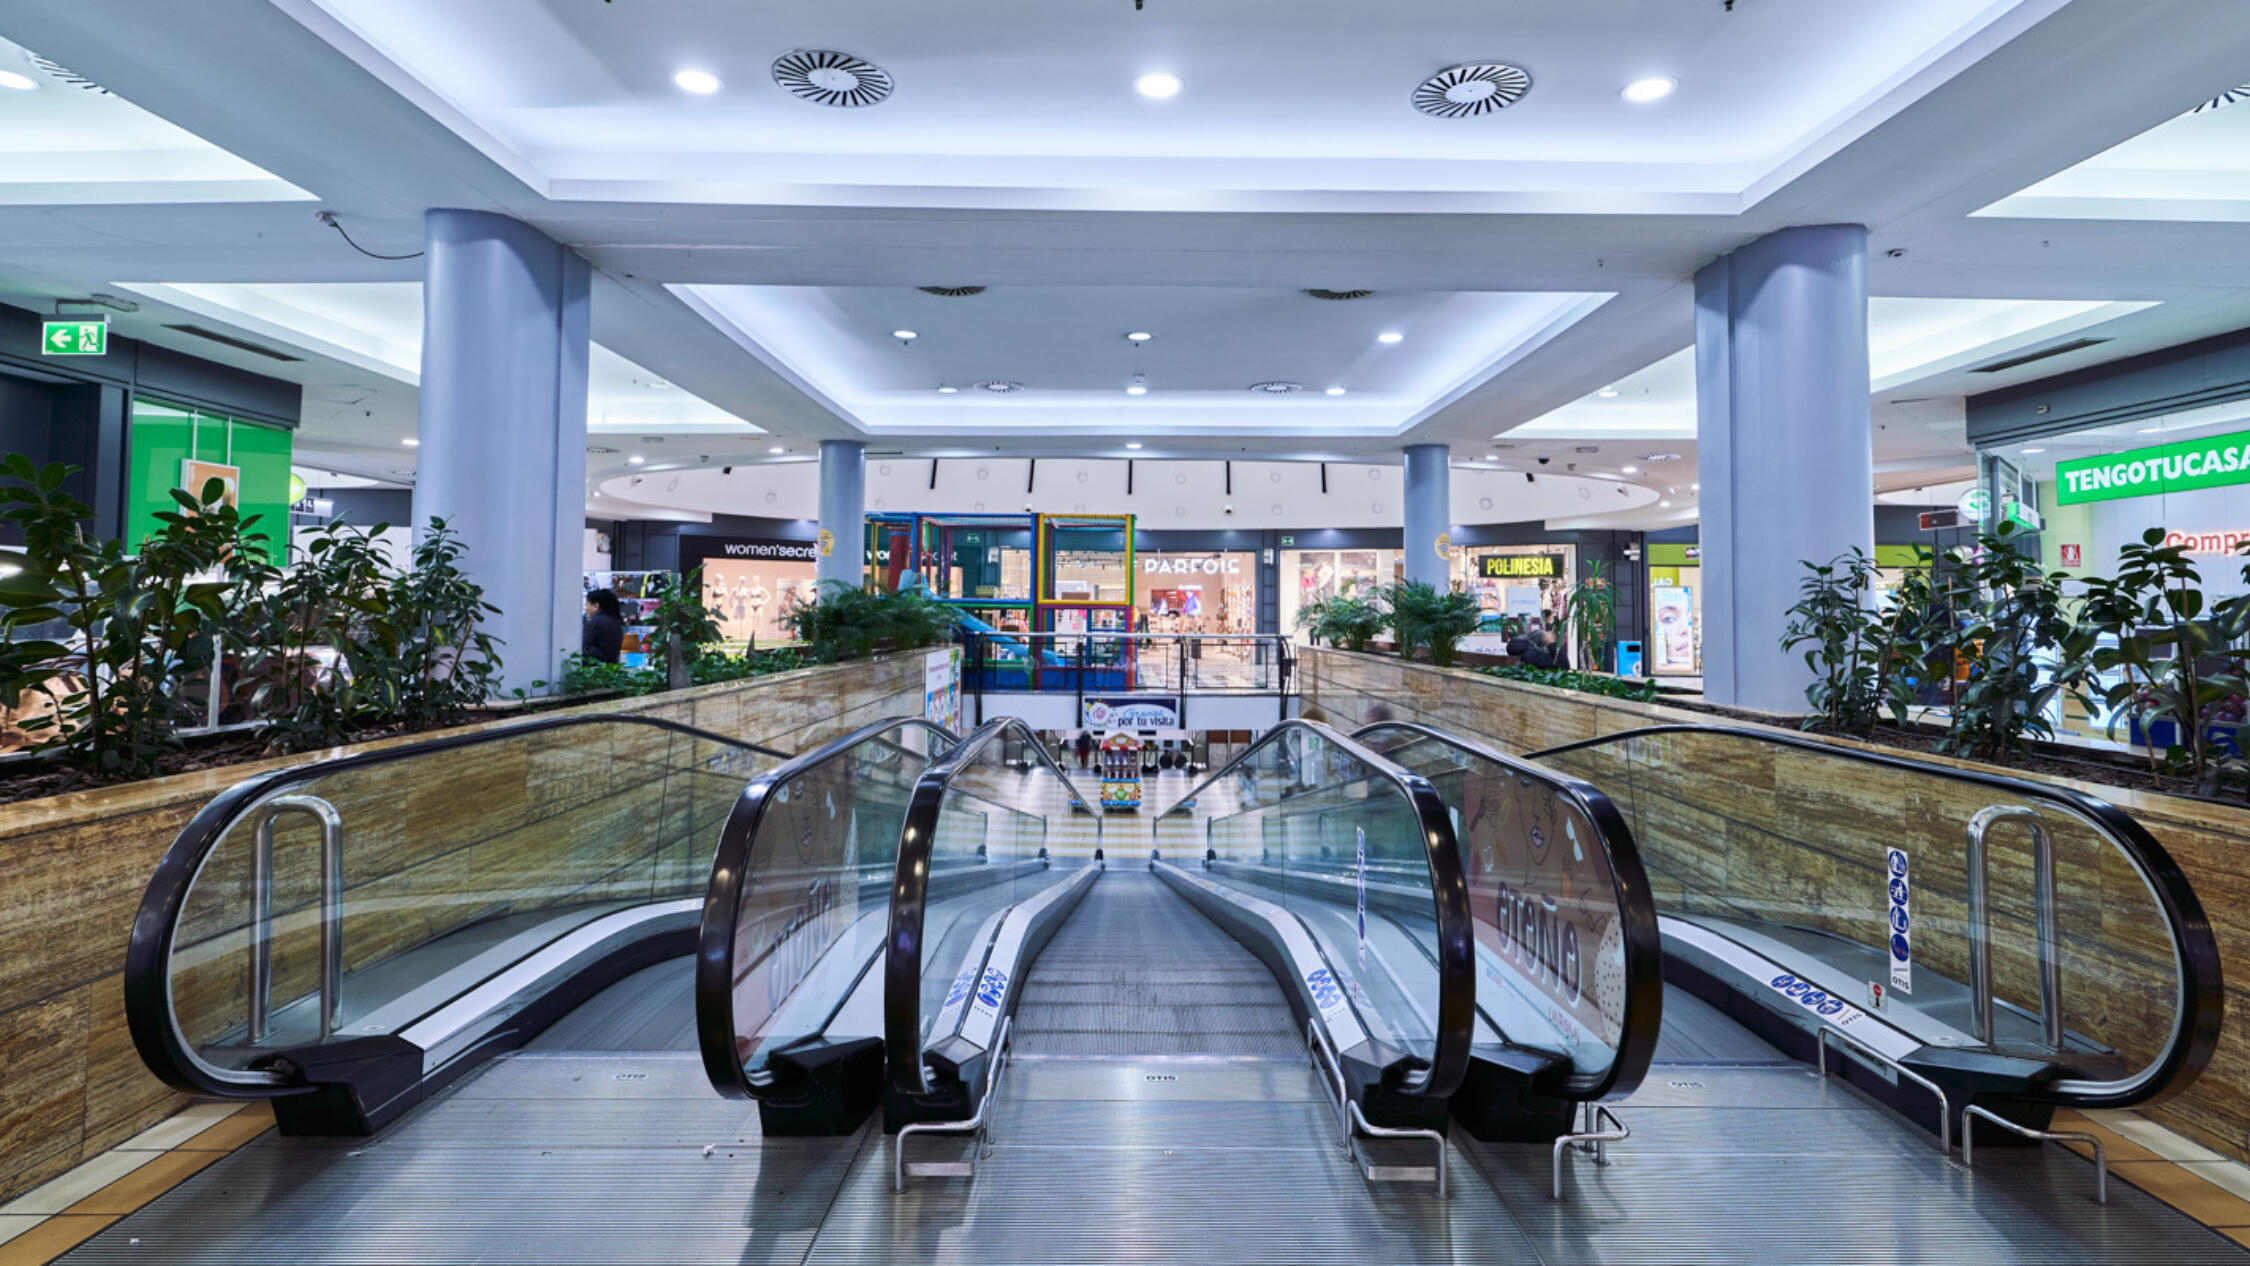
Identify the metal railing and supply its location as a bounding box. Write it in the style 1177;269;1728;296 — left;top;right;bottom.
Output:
1310;1018;1447;1196
1817;1025;1953;1155
1966;804;2065;1051
244;794;345;1044
960;630;1293;705
1550;1103;1629;1201
894;1017;1014;1190
1962;1104;2106;1204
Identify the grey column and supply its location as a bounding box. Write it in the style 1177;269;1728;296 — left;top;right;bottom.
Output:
1694;224;1873;712
415;209;591;695
817;439;866;587
1402;443;1451;589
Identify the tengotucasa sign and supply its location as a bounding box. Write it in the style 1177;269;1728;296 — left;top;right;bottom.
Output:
2056;429;2250;505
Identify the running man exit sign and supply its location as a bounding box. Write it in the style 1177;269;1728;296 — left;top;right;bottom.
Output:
40;318;108;357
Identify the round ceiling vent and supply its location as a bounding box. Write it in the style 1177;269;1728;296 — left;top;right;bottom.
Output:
1413;63;1531;119
2196;84;2250;113
27;53;107;93
1248;381;1304;394
772;50;893;108
918;285;986;297
974;380;1024;394
1304;289;1374;301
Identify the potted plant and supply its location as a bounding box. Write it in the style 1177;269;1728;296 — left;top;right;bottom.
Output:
1387;580;1484;668
1296;581;1388;653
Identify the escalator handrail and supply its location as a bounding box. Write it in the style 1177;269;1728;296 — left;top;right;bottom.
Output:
1353;720;1665;1102
885;716;1102;1097
696;716;959;1101
125;713;793;1099
1153;718;1476;1101
1525;722;2222;1109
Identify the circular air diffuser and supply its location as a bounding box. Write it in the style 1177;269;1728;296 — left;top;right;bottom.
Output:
1248;381;1303;394
773;50;893;108
2197;84;2250;113
974;380;1024;394
27;53;107;93
1304;289;1374;301
918;286;986;297
1413;63;1531;119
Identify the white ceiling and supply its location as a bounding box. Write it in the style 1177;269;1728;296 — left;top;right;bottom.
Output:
1981;90;2250;222
281;0;2057;210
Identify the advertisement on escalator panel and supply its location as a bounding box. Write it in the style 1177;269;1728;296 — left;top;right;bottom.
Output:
1457;766;1627;1077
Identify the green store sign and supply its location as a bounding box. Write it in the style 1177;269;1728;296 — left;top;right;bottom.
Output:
2056;429;2250;505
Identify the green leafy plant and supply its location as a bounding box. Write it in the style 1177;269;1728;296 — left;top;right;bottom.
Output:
644;567;726;689
1780;547;1931;736
0;458;243;782
1386;580;1483;667
1479;663;1658;702
783;580;958;663
377;519;503;731
1564;559;1619;673
1938;525;2093;761
550;652;665;698
1296;581;1389;653
237;518;399;754
2079;528;2250;780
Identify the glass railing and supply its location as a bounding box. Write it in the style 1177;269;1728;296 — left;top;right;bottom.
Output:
885;718;1100;1101
960;631;1292;695
1154;720;1474;1099
1526;725;2222;1108
126;716;789;1096
1355;722;1662;1101
696;718;954;1101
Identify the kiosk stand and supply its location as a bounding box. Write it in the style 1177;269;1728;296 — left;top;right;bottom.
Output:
1098;733;1143;812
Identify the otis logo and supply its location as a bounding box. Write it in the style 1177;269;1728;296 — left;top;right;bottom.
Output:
974;967;1009;1011
1305;968;1345;1015
1768;972;1849;1019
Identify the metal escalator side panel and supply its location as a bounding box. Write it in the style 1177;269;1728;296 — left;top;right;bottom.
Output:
1354;720;1664;1103
125;714;791;1106
885;716;1103;1100
1153;718;1476;1102
695;716;957;1101
1523;722;2223;1110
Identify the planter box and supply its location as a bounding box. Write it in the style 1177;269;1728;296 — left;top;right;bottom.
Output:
0;653;931;1205
1299;645;2250;1168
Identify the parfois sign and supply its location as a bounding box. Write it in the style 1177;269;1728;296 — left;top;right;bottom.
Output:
2056;429;2250;505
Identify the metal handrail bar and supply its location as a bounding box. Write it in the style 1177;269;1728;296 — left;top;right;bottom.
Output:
1961;1104;2106;1204
1550;1104;1630;1201
1347;1099;1448;1198
1966;804;2065;1051
243;794;345;1044
1306;1018;1351;1149
894;1016;1013;1191
1817;1025;1953;1155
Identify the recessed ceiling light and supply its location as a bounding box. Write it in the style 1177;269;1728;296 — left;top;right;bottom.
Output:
2021;447;2046;454
769;446;785;454
1126;378;1148;396
646;378;672;390
1596;387;1620;399
893;329;918;340
1622;77;1676;104
0;70;36;92
937;385;959;394
1660;499;1672;507
673;69;721;95
1621;465;1639;474
627;455;646;465
1692;483;1700;491
1126;331;1154;343
401;437;419;447
1136;72;1182;100
1126;442;1144;450
2137;425;2164;434
1377;331;1404;345
1324;387;1347;397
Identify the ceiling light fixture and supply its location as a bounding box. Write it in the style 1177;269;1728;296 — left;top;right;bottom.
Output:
769;446;785;454
1136;72;1182;100
1324;387;1347;397
2021;447;2046;454
673;69;722;95
1596;387;1620;399
772;49;893;107
1621;465;1639;474
402;437;419;447
1660;499;1672;507
1377;331;1404;345
893;329;918;341
1126;442;1143;450
627;455;646;465
937;385;959;394
1412;63;1532;119
1126;331;1154;343
1622;77;1676;103
1126;376;1148;396
0;70;35;92
2137;425;2164;434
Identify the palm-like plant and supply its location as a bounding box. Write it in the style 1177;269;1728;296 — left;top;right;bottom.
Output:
1386;580;1483;667
1297;581;1389;653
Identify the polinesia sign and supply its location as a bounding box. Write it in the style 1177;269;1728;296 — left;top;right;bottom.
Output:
2056;429;2250;505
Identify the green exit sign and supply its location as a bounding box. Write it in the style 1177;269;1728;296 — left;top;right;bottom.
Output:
41;319;108;357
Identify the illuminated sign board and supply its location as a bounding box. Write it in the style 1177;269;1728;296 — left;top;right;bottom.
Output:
1480;554;1562;579
2055;429;2250;505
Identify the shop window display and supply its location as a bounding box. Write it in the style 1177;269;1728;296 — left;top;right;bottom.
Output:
1456;546;1573;631
1280;548;1399;640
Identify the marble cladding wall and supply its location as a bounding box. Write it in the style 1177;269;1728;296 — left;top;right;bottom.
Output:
1303;647;2250;1166
0;652;930;1204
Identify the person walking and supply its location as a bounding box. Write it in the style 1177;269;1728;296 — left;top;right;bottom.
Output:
582;589;625;664
1074;730;1094;771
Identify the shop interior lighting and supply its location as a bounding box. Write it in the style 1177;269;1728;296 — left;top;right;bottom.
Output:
1136;72;1182;100
673;69;722;95
1622;77;1676;103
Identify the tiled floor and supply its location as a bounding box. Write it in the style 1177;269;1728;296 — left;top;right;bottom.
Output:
0;1101;274;1265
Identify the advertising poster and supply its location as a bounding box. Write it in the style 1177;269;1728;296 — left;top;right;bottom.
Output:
1457;763;1628;1077
689;538;820;647
1082;695;1181;729
924;647;962;733
1651;585;1698;674
179;459;241;509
